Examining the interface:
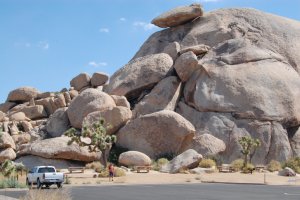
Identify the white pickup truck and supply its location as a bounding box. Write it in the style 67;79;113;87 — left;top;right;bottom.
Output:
26;166;64;189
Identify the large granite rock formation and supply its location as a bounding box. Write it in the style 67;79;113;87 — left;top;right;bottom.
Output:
113;7;300;164
1;6;300;166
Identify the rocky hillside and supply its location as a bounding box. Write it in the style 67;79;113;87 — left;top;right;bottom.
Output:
1;4;300;168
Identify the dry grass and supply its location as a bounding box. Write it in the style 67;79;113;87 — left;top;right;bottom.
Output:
20;189;72;200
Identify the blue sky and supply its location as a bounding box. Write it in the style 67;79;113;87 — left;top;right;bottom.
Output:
0;0;299;103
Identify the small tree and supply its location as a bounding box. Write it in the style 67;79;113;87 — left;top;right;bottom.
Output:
238;136;261;168
64;119;117;167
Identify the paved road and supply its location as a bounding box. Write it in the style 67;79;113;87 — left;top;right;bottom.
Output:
1;183;300;200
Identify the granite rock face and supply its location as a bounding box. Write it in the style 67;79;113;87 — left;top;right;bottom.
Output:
116;110;195;158
67;89;116;128
105;53;173;101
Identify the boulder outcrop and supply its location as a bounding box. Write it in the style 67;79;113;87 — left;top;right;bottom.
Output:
116;110;195;158
70;73;91;91
0;148;16;163
160;149;202;173
46;107;70;138
18;137;100;162
7;87;40;103
105;53;173;101
83;106;132;135
151;3;203;28
0;132;16;149
67;89;116;128
91;72;109;87
118;151;152;166
133;76;181;118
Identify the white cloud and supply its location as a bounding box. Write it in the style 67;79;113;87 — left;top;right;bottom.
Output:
38;41;49;50
119;17;126;21
88;61;108;68
99;28;110;33
133;21;157;31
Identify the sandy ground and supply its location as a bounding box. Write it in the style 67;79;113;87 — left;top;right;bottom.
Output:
62;169;300;186
5;169;300;188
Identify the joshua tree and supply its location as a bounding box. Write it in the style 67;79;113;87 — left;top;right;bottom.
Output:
64;118;117;167
238;136;261;168
1;160;16;178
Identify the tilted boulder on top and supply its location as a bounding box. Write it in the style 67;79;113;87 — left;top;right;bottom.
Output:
151;3;204;28
91;72;109;87
105;53;173;101
70;72;91;91
7;87;40;103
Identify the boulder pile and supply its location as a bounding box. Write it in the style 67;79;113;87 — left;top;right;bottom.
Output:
1;4;300;168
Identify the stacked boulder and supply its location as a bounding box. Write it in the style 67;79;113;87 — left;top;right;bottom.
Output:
104;4;300;165
1;3;300;169
0;71;130;167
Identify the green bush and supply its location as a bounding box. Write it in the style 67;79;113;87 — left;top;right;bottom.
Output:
199;159;216;168
152;158;169;171
230;159;244;171
85;161;103;170
0;178;26;189
267;160;282;172
206;155;223;166
97;167;125;177
242;163;254;174
283;157;300;173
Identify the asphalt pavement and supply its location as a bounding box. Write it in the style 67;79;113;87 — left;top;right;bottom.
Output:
1;183;300;200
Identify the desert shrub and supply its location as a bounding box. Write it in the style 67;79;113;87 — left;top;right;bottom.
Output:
20;189;71;200
114;167;126;177
97;167;125;177
206;155;223;166
267;160;282;172
152;158;169;171
242;163;254;174
0;178;26;189
199;159;216;168
86;161;103;170
108;145;129;165
282;157;300;173
230;159;244;171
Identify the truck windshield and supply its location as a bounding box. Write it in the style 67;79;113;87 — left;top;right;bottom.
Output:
38;167;55;173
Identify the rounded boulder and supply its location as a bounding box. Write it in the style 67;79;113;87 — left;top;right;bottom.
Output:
119;151;152;166
67;88;116;128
